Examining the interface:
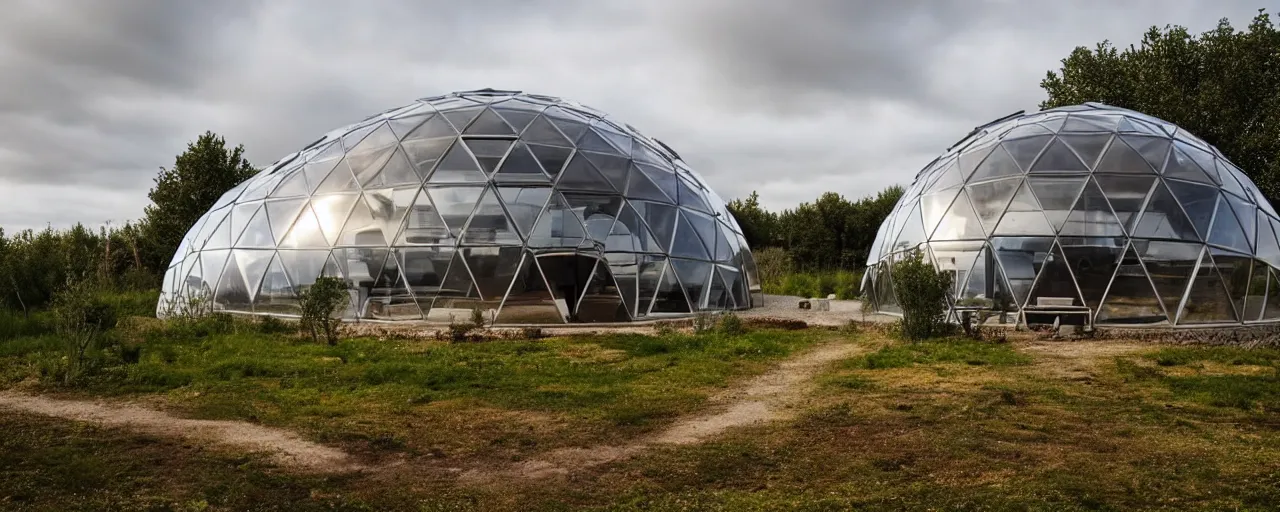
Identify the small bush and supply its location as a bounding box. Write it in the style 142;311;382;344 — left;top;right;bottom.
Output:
49;279;112;386
299;277;348;346
693;312;717;334
470;306;486;329
890;250;952;341
718;313;747;335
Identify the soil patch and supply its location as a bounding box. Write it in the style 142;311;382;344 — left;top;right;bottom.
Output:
0;391;363;473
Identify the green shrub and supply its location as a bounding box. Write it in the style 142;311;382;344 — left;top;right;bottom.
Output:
890;249;952;341
718;313;747;335
49;279;112;386
299;277;348;346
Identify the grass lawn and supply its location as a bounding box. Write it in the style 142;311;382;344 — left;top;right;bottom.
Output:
3;318;1280;511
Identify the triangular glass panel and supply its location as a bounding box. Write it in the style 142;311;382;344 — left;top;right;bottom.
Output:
1226;195;1258;250
336;196;389;247
712;225;735;263
393;189;452;246
670;212;712;260
256;253;297;312
957;143;997;184
387;115;427;140
1178;248;1239;324
545;113;590;143
1058;134;1111;170
706;268;732;310
1265;269;1280;321
632;201;678;252
993;180;1055;236
425;186;484;239
314;161;361;194
203;215;234;250
1210;248;1252;322
931;189;985;241
265;198;307;246
427;142;487;183
361;147;420;188
199;250;231;298
607;258;639;319
402;114;457;142
312;193;360;246
463;108;516;136
625;163;674;203
562;193;624;244
1024;241;1085;309
347;123;398;153
441;106;484;132
271;171;310;198
650;259;692;313
1001;123;1053;140
637;163;680;201
1002;135;1053;172
968;145;1022;182
492;142;549;183
492;107;539;134
528;144;573;177
1131;181;1200;241
1258;215;1280;268
301;144;344;193
1060;178;1125;237
1096;244;1169;325
213;252;252;312
920;189;960;239
277;250;330;288
232;249;273;303
1059;237;1124;313
461;187;522;245
1162;146;1215;184
437;251;480;302
1166;180;1218;239
965;177;1020;234
606;200;662;253
1137;241;1200;322
593;124;634;157
1095;175;1156;233
229;202;261;245
557;152;616;192
575;128;618;154
890;205;927;254
682;209;720;259
1208;194;1252;253
988;235;1049;308
1121;135;1171;174
1094;136;1155;174
956;246;994;304
583;151;630;192
236;205;276;248
670;259;713;310
1060;113;1116;133
461;246;523;300
923;160;962;194
677;178;713;214
525;193;588;248
402;137;453;179
496;252;564;325
497;187;551;240
1217;164;1250;200
1177;141;1220;183
463;139;514;175
522;115;573;147
1029;138;1088;173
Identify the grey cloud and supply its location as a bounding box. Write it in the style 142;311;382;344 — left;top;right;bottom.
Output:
0;0;1271;233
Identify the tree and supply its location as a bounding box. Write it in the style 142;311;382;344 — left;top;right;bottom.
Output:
141;131;257;271
1040;9;1280;204
726;191;779;249
891;249;952;341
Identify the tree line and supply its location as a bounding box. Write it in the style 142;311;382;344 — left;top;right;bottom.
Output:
727;187;903;271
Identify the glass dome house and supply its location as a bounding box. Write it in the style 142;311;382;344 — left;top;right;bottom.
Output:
864;102;1280;327
158;89;760;324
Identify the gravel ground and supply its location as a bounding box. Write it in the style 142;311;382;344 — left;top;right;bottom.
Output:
740;295;899;327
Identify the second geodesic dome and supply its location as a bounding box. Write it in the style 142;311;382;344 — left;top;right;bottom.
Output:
864;102;1280;326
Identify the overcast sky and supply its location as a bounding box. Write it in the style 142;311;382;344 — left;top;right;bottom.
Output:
0;0;1267;231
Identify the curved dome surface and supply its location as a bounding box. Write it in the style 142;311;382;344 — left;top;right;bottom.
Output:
159;89;760;323
864;102;1280;326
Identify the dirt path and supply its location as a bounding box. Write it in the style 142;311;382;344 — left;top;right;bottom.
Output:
0;391;363;473
461;341;864;482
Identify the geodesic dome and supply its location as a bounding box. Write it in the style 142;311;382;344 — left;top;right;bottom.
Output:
158;89;760;324
864;102;1280;326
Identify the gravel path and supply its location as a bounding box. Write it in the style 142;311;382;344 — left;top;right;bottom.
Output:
740;295;899;327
